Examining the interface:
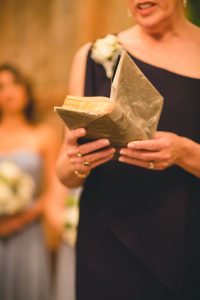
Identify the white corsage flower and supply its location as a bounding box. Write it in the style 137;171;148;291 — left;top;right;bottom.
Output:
0;161;22;183
0;161;35;216
91;34;123;78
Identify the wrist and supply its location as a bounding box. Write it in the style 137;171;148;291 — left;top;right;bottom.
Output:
175;136;191;167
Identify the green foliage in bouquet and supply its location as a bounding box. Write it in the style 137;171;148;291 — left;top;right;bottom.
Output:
187;0;200;26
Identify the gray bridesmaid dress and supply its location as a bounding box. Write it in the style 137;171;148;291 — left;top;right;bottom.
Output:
0;151;51;300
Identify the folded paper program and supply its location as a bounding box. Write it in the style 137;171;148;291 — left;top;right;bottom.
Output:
54;51;163;148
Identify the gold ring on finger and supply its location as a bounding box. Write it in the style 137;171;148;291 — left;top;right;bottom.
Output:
74;170;88;178
76;150;83;158
83;161;90;167
148;161;155;170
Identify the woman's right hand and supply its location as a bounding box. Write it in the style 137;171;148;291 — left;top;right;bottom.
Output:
66;128;116;177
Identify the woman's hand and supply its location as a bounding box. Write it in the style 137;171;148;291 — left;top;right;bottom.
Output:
66;128;116;177
0;214;29;237
0;200;44;237
119;131;182;171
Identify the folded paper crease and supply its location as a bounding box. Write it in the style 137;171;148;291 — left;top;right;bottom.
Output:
54;51;164;148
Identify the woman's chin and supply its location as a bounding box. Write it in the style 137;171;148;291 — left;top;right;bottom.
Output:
137;16;167;33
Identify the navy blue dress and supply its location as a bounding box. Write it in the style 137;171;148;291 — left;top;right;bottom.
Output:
76;48;200;300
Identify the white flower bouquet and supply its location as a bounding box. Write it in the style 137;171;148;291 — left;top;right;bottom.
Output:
63;188;82;247
0;161;35;216
91;34;123;78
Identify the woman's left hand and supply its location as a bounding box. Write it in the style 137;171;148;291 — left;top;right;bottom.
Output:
0;215;27;237
0;200;44;237
119;131;182;170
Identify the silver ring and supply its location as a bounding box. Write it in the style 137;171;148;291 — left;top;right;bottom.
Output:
83;161;90;167
148;161;155;170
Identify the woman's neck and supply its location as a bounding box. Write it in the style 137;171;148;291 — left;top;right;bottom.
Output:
1;114;28;130
135;9;189;43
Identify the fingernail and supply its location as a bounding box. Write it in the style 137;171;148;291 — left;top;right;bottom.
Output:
119;156;125;162
128;142;135;148
119;149;125;155
80;128;86;134
103;139;110;146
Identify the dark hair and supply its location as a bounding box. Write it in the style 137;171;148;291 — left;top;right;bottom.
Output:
0;64;36;123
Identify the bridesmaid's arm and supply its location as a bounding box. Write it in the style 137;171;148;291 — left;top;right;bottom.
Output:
22;125;67;223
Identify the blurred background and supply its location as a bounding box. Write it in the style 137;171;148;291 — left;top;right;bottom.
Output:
0;0;132;121
0;0;199;121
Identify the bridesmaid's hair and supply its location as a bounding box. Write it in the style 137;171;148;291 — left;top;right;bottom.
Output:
0;64;36;123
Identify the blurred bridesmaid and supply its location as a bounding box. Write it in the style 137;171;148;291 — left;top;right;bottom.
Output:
55;187;82;300
0;64;66;300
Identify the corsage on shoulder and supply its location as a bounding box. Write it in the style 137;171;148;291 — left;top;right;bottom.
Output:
91;34;123;78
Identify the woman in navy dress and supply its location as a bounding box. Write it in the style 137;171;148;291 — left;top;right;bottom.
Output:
57;1;200;299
